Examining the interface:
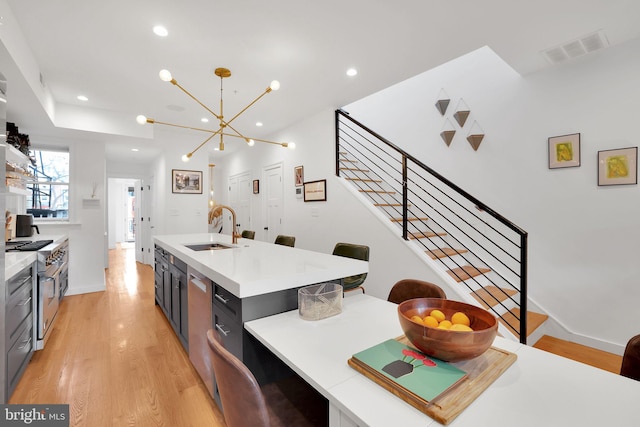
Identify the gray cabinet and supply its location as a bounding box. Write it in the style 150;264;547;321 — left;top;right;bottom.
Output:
169;256;188;350
154;245;188;351
5;263;35;399
154;245;167;307
210;282;300;407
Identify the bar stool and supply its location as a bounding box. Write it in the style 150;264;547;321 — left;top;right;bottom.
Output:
206;330;319;426
332;242;369;293
387;279;446;304
621;334;640;381
274;235;296;247
241;230;255;240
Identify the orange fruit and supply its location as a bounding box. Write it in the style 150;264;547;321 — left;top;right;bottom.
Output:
437;320;452;329
451;312;471;327
450;323;473;332
411;315;424;324
422;316;439;328
430;309;446;323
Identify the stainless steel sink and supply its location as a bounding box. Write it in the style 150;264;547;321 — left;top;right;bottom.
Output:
185;243;233;251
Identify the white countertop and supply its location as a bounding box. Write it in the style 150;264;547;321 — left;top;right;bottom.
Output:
153;233;369;298
4;234;68;279
245;294;639;427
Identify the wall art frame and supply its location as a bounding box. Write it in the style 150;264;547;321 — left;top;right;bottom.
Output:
294;165;304;187
253;179;260;194
598;146;638;186
548;133;581;169
303;179;327;202
172;169;203;194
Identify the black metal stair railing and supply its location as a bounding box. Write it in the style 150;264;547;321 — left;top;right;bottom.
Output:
335;109;529;344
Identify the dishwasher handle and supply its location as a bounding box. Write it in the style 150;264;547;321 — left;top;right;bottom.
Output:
189;274;208;293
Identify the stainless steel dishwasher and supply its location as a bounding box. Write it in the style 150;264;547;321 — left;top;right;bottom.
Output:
187;267;213;396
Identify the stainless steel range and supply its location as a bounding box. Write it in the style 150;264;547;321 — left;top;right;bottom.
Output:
35;239;68;350
7;238;70;350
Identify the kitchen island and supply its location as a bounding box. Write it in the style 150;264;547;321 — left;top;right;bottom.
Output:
153;233;369;409
154;233;368;298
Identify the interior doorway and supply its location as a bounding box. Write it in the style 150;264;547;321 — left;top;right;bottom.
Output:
108;178;137;248
107;177;154;266
263;163;283;243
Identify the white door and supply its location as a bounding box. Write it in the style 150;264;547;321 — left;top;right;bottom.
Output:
134;180;143;263
139;178;154;265
264;163;283;243
227;172;251;237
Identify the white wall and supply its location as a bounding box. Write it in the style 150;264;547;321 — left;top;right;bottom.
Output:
36;137;107;295
150;129;210;237
343;41;640;351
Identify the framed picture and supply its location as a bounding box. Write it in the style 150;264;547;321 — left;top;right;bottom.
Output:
548;133;580;169
172;169;203;194
294;165;304;187
253;179;260;194
303;179;327;202
598;147;638;186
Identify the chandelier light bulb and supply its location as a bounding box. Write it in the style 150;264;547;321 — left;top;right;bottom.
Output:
287;142;296;150
181;153;191;162
136;115;147;125
248;139;255;146
159;69;173;82
270;80;280;91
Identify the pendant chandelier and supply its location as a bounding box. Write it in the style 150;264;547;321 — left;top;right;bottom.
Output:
136;67;295;162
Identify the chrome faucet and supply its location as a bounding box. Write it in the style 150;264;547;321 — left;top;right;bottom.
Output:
210;205;240;244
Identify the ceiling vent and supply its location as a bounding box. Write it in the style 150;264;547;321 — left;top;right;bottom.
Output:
542;30;609;64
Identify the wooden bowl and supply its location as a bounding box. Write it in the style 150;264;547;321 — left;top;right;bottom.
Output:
397;298;497;362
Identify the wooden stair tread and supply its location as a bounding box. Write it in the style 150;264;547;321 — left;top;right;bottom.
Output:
340;167;370;172
447;265;491;282
346;177;382;183
409;231;446;239
427;248;468;260
533;335;622;374
339;159;359;163
472;286;518;309
359;189;396;194
391;217;428;222
501;308;548;337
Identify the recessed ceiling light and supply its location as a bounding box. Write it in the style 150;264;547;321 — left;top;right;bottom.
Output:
153;25;168;37
77;95;88;101
256;122;263;127
131;148;139;152
201;118;209;123
346;68;358;77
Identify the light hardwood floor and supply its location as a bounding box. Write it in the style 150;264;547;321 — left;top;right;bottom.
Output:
9;244;226;427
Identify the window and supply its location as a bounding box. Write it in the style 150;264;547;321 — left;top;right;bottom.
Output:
27;148;69;219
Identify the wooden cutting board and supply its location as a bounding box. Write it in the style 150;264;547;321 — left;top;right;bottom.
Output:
348;336;517;425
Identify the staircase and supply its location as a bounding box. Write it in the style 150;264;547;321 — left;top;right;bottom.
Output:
336;109;548;344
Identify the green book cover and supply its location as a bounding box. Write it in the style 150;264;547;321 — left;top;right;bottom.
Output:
352;339;467;402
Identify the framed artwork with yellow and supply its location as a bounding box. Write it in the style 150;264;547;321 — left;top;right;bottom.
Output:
598;147;637;186
548;133;580;169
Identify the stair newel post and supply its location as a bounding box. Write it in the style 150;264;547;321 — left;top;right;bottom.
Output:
335;110;341;177
520;232;529;344
402;155;408;240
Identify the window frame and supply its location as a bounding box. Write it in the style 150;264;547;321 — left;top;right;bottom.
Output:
27;146;71;222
